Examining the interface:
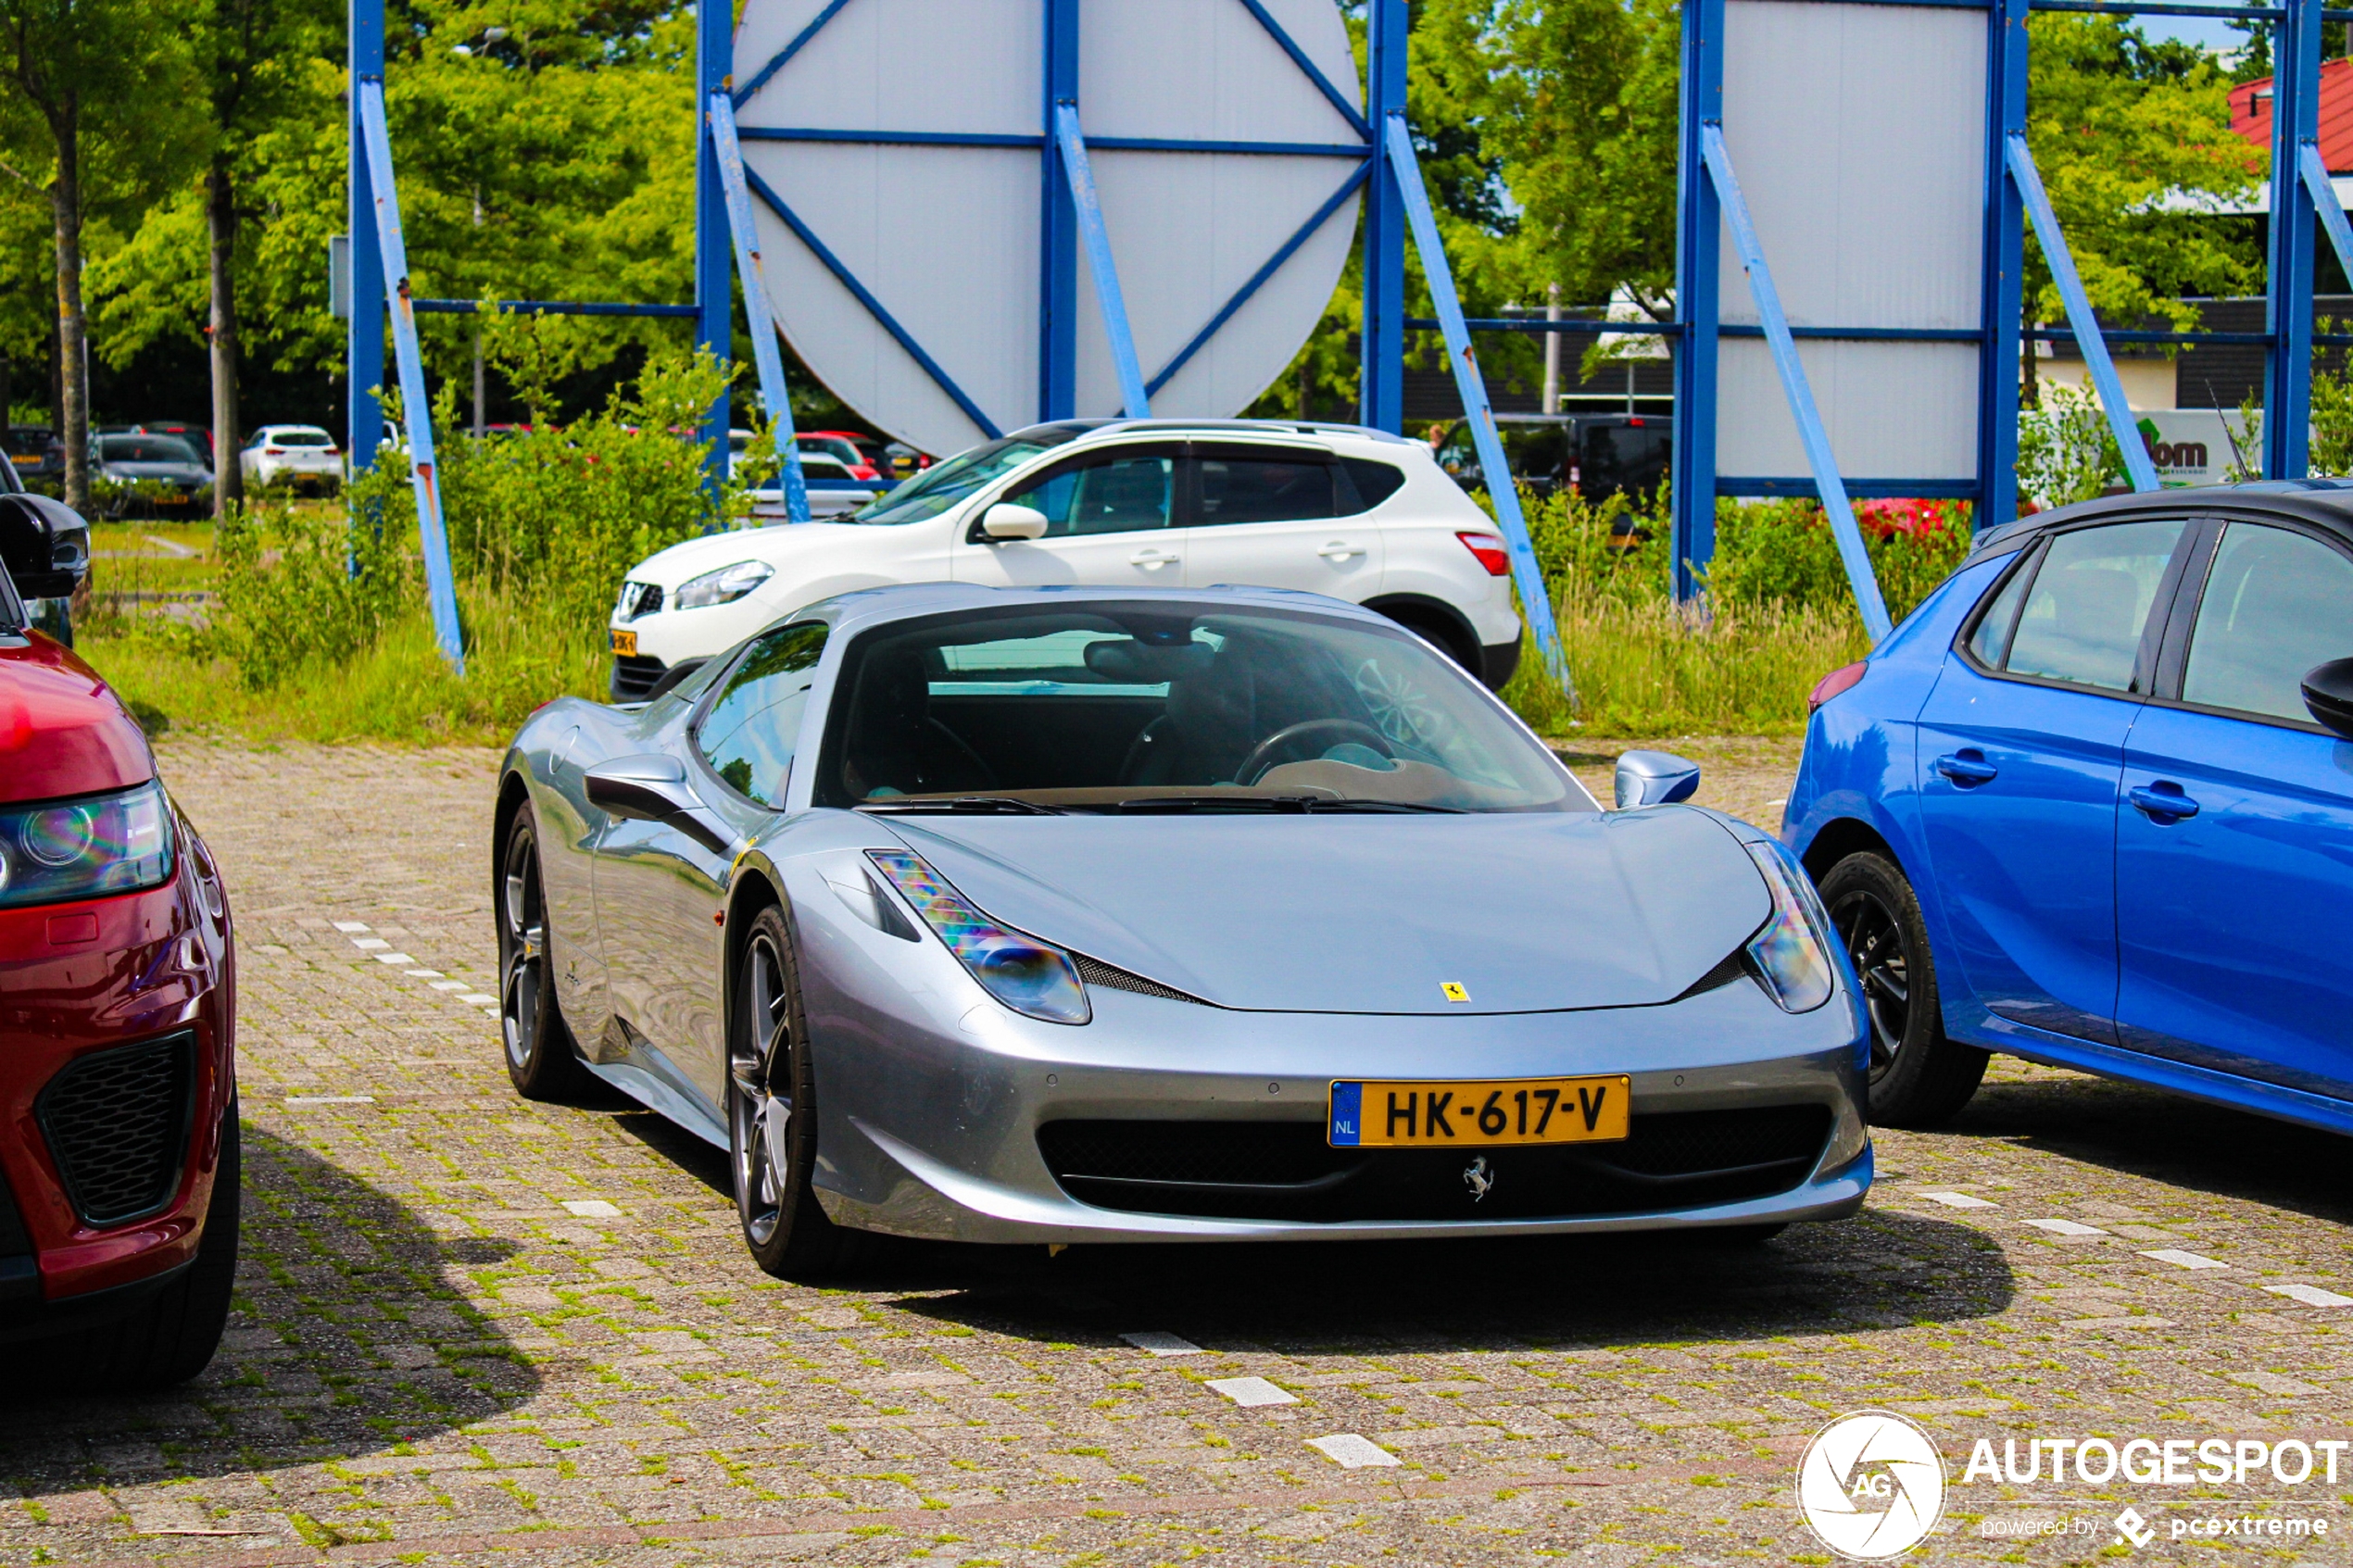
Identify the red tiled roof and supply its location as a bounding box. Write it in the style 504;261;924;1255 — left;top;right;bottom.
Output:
2232;57;2353;174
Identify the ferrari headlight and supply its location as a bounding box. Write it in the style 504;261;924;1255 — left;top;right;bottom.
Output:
0;781;175;909
1742;841;1836;1014
867;849;1090;1024
673;559;773;610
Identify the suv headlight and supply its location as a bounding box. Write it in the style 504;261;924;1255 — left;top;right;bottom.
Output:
673;560;773;610
1742;841;1837;1014
0;781;176;909
867;849;1089;1024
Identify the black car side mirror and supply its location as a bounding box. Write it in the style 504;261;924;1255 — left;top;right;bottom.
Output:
584;754;731;853
0;494;91;600
2301;659;2353;739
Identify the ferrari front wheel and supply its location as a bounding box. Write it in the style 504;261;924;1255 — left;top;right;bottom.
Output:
731;904;855;1279
500;805;593;1101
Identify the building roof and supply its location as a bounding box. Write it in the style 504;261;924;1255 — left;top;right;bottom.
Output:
2231;58;2353;175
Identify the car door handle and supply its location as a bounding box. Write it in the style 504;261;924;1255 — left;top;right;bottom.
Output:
2129;784;2200;822
1933;751;1999;785
1317;541;1365;560
1127;548;1178;569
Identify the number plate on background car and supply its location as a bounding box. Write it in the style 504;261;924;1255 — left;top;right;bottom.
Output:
610;629;637;657
1327;1076;1631;1148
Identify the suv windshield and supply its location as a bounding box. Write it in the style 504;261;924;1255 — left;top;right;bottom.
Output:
846;426;1088;525
816;605;1583;812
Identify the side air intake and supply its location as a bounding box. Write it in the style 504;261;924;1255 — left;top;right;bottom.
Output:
1072;954;1211;1007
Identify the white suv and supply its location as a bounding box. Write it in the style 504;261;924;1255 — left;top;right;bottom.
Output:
239;424;343;491
607;420;1521;700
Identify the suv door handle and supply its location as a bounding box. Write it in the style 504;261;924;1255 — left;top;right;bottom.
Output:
1934;751;1999;785
2129;784;2200;822
1317;541;1365;560
1127;548;1178;569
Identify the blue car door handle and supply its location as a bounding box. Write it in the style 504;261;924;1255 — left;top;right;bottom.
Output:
1934;751;1999;785
2129;784;2200;822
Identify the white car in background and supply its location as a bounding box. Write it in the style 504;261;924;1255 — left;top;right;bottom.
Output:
240;424;342;491
605;418;1523;701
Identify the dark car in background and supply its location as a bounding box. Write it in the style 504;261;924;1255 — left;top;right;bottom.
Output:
1433;413;1671;508
5;426;62;488
1785;481;2353;1139
90;433;214;518
134;422;214;466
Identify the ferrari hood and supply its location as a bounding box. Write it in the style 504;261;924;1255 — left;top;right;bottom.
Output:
883;809;1770;1014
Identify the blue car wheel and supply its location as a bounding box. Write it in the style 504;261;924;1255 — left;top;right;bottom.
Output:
1817;849;1988;1127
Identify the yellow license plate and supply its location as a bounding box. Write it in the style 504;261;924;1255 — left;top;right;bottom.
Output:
610;628;637;658
1328;1075;1630;1148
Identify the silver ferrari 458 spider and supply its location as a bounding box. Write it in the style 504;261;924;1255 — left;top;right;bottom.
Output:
494;583;1871;1275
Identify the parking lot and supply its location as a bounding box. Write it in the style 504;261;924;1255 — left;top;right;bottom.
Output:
4;737;2347;1567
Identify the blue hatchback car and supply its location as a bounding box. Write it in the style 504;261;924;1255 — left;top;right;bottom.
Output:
1784;483;2353;1131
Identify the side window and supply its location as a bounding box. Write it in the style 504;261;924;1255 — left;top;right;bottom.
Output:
2181;522;2353;721
1964;551;2033;668
696;623;827;808
1194;454;1335;526
1339;458;1406;512
1002;452;1174;537
2000;520;2186;692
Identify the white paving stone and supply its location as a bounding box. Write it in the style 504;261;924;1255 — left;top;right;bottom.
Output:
1206;1376;1296;1408
1307;1434;1399;1468
561;1199;623;1218
1920;1191;1997;1210
2263;1283;2353;1308
2139;1248;2227;1271
2024;1218;2108;1236
1120;1332;1202;1357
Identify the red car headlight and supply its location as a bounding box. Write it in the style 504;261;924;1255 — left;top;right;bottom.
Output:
0;780;176;909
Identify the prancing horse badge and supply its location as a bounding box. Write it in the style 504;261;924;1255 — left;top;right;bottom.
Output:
1441;981;1470;1003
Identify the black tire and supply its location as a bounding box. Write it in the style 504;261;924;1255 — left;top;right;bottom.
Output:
1818;850;1987;1128
41;1105;241;1390
1378;608;1479;675
731;905;857;1279
500;805;595;1100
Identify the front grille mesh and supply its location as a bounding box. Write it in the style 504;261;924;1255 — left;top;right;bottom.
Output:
1072;954;1207;1006
39;1035;193;1226
610;655;667;701
617;581;663;621
1598;1104;1831;1177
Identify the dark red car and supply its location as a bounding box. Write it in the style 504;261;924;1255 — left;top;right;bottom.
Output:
0;502;238;1387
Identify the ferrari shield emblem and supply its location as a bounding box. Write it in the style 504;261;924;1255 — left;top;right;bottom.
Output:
1441;982;1470;1003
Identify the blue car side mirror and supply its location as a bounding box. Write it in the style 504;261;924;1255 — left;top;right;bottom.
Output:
1615;749;1701;809
2301;659;2353;740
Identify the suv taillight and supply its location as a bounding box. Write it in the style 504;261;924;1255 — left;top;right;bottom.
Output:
1456;533;1510;576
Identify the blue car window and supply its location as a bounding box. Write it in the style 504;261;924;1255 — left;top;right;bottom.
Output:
1966;554;2033;667
697;623;828;807
2003;519;2185;691
2182;523;2353;721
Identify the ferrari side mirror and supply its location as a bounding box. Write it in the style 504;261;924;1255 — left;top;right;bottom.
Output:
2301;658;2353;740
0;494;91;600
979;503;1049;541
1615;749;1701;809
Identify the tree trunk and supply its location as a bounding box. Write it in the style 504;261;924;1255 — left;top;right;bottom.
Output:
49;95;87;520
208;153;242;516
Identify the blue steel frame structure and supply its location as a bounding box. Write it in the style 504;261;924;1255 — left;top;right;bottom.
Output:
1658;0;2353;630
344;0;1579;686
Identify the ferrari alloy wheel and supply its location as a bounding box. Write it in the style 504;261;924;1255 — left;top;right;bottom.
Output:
1818;850;1987;1128
730;905;854;1278
500;806;591;1100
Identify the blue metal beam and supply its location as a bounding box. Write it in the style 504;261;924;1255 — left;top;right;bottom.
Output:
1148;159;1370;398
1052;105;1151;418
1039;0;1080;422
1978;0;2028;531
2005;133;2159;492
410;299;698;318
741;164;1002;439
1702;124;1894;644
732;0;857;108
695;0;732;493
1233;0;1372;141
347;0;384;478
2299;141;2353;296
356;82;465;673
1382;116;1573;701
1669;0;1723;604
1359;0;1406;432
2268;0;2321;478
711;92;811;524
735;126;1368;157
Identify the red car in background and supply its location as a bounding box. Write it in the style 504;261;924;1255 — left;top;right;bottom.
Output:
0;495;239;1388
797;430;889;482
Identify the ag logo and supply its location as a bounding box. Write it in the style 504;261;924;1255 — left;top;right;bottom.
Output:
1795;1411;1945;1559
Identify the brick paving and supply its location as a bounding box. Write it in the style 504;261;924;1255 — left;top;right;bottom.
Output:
1;738;2347;1565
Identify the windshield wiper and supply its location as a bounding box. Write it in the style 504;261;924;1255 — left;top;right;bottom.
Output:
1112;796;1465;814
1304;798;1466;813
857;797;1066;815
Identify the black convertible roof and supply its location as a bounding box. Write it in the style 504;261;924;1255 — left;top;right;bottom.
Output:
1969;479;2353;562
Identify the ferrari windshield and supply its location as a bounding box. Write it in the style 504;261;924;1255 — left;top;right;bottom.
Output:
846;425;1087;526
814;606;1584;812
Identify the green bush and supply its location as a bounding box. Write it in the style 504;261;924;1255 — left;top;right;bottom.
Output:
211;498;416;689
